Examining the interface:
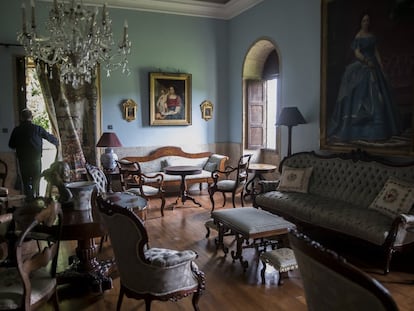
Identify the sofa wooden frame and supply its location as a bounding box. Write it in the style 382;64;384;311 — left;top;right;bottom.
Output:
121;146;228;190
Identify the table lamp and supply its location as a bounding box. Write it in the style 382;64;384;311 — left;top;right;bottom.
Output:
276;107;306;156
96;132;122;170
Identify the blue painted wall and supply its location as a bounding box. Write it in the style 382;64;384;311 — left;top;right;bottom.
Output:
228;0;321;155
0;0;321;156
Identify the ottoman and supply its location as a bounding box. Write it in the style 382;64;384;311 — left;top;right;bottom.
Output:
211;207;295;271
260;247;298;285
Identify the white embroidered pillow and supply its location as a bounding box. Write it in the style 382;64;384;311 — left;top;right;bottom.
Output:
369;177;414;218
277;166;313;193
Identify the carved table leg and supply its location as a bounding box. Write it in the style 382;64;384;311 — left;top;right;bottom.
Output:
231;234;249;271
216;222;228;256
57;238;115;292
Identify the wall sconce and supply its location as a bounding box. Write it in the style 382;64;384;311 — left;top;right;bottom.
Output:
200;100;213;121
276;107;306;156
96;132;123;170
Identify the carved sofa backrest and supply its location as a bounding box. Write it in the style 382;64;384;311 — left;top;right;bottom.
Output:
280;151;414;208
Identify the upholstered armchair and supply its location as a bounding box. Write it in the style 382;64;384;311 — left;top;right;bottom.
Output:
97;195;205;311
208;154;252;211
288;229;399;311
116;160;166;216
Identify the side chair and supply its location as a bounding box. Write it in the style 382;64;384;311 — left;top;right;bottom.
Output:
208;154;252;211
85;162;110;252
97;195;205;311
117;160;166;216
0;199;62;311
288;228;399;311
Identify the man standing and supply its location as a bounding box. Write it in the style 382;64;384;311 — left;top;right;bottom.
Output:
9;109;59;200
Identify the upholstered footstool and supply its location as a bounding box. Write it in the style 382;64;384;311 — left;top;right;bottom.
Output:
260;247;298;285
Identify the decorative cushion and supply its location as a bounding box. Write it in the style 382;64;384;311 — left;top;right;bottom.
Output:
204;154;227;172
140;160;163;174
369;177;414;218
145;248;197;267
277;166;313;193
203;161;217;172
160;159;169;171
216;180;236;191
167;157;208;169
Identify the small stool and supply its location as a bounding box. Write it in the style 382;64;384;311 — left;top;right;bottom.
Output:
260;247;298;285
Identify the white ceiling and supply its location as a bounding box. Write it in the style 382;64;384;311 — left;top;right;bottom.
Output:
78;0;264;20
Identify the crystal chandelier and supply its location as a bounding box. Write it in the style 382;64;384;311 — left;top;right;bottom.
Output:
17;0;131;88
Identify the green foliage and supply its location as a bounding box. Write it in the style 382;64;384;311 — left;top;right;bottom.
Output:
32;110;50;130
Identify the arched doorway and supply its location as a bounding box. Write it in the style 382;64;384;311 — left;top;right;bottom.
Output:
242;39;281;165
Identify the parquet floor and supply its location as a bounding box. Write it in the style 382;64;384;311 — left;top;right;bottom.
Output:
39;190;414;310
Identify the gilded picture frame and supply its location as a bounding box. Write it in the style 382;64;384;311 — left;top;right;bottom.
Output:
149;72;192;126
200;100;213;121
123;99;137;122
320;0;414;157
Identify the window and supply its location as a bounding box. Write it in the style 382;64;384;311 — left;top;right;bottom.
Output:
266;78;277;149
243;42;280;152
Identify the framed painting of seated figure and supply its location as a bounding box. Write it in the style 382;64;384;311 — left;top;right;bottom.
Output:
149;72;192;126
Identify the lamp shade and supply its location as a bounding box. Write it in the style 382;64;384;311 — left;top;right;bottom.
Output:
96;132;122;148
276;107;306;127
96;132;122;170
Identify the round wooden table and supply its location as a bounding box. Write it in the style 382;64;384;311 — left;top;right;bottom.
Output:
244;163;277;199
58;192;147;292
164;165;202;207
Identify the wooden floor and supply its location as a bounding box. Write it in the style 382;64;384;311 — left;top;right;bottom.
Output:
39;190;414;310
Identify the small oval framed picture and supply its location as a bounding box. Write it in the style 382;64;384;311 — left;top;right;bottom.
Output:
200;100;213;121
123;99;137;122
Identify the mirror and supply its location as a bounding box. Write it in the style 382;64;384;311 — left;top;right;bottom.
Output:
123;99;137;122
200;100;213;121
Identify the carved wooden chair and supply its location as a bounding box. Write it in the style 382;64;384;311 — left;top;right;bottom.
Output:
208;154;252;211
85;163;108;196
0;159;7;188
0;213;13;264
116;160;166;216
85;162;110;251
0;199;62;310
97;195;205;311
0;159;9;210
288;229;399;311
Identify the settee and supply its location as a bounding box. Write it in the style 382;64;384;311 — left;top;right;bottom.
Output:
254;150;414;274
121;146;228;190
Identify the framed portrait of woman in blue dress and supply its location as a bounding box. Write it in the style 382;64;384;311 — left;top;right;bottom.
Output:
320;0;414;157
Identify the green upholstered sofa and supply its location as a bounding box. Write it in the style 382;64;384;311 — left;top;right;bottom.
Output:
254;150;414;274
